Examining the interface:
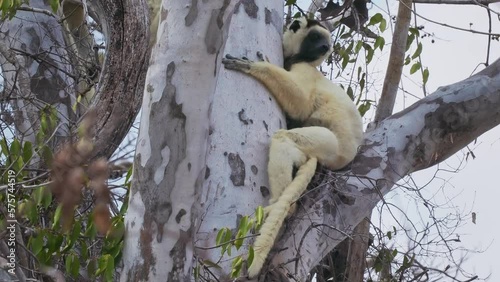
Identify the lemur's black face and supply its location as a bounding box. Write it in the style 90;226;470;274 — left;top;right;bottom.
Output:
283;17;332;70
299;29;331;62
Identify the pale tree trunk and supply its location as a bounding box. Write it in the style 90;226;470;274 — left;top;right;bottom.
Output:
121;0;283;280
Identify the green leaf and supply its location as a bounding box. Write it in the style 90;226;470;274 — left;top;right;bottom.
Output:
32;186;49;206
411;42;422;59
42;189;52;209
347;86;354;100
29;233;44;256
285;0;296;5
409;27;420;37
40;145;53;166
410;62;421;74
374;36;385;51
124;166;133;186
65;253;80;277
354;40;363;54
379;18;387;32
366;47;374;64
358;101;371;117
238;216;248;235
422;68;430;84
41;114;48;134
255;206;264;229
25;200;38;223
52;204;63;229
49;0;58;12
392;248;398;258
22;141;33;164
107;219;125;240
0;138;9;157
368;13;383;26
216;228;227;246
1;0;12;12
96;255;110;276
359;74;366;92
341;53;349;70
235;216;248;250
225;229;232;256
404;55;411;66
230;256;243;278
406;34;415;51
47;233;64;252
85;220;97;240
10;139;23;172
387;231;392;240
70;220;82;243
247;246;255;267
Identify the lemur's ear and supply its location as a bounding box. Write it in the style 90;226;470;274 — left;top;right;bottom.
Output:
289;20;301;33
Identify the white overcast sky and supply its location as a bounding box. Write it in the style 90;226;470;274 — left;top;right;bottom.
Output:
365;1;500;281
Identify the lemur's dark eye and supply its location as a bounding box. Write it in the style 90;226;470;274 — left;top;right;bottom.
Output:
289;20;301;33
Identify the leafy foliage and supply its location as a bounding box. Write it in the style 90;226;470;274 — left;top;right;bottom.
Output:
0;108;131;281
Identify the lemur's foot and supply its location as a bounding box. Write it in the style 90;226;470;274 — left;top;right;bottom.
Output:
222;54;252;71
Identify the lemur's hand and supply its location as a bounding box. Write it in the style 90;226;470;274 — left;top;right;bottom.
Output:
222;54;252;72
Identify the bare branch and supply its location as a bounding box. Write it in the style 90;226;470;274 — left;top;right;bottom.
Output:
16;6;56;18
412;8;500;36
375;0;413;122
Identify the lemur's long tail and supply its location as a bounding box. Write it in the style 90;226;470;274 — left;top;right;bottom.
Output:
247;157;318;278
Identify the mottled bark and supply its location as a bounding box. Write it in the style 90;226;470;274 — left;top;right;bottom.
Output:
121;0;283;279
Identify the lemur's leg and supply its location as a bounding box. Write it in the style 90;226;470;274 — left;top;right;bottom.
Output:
222;55;313;120
267;126;340;204
267;130;307;205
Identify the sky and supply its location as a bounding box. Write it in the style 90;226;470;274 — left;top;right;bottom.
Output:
365;2;500;281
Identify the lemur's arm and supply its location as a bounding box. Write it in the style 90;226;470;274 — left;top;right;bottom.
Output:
222;54;313;120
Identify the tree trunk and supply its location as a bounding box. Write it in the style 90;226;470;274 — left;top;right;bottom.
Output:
87;0;150;160
121;0;283;280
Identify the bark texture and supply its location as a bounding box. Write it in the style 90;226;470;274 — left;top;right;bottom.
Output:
122;0;286;279
87;0;150;160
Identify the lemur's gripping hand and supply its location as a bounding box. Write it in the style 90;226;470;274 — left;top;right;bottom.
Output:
222;54;252;72
222;52;267;72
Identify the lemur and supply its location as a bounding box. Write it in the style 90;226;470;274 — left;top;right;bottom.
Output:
222;16;363;278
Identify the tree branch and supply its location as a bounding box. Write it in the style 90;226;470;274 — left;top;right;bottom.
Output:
374;0;414;122
269;58;500;280
87;0;150;160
